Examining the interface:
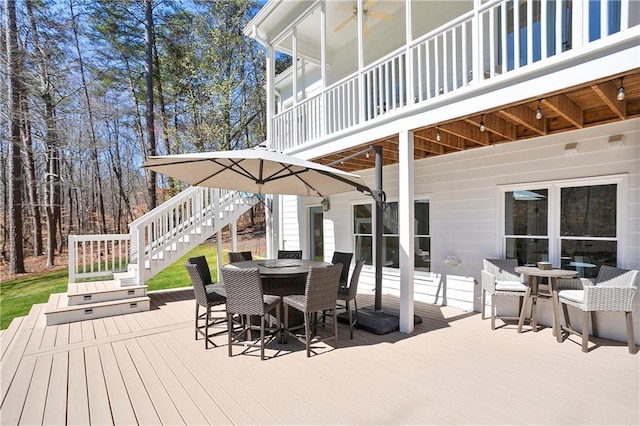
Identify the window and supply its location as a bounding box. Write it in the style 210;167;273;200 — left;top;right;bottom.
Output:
502;177;623;279
353;199;430;271
504;189;549;265
559;184;617;279
353;204;373;265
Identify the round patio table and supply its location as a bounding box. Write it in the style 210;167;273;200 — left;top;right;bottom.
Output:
514;266;578;342
223;259;331;331
224;259;330;295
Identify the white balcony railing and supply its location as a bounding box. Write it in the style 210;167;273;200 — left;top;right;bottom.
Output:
271;0;638;152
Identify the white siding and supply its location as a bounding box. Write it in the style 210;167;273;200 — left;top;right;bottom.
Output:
281;118;640;343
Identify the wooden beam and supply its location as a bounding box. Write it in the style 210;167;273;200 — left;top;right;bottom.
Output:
443;121;490;146
499;105;547;135
414;133;445;155
545;95;584;128
592;81;626;120
465;114;516;140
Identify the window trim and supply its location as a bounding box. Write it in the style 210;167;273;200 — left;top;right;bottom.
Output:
351;195;431;271
498;174;629;267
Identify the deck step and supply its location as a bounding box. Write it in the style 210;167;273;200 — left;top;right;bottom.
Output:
113;271;139;287
44;293;150;326
66;280;147;306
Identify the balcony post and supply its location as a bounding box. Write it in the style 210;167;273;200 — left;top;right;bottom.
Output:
405;0;414;105
471;0;481;85
357;0;365;124
266;45;275;149
320;0;327;137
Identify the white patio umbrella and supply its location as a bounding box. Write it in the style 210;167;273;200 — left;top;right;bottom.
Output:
142;148;371;197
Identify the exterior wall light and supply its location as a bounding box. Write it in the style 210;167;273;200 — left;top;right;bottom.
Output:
321;197;330;212
535;99;543;120
617;78;625;101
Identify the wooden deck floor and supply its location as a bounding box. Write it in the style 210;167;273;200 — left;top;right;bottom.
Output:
1;288;638;425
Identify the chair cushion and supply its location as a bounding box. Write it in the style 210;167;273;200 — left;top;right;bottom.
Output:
495;281;527;292
337;286;350;299
282;294;306;311
206;282;226;298
558;289;584;304
263;294;281;308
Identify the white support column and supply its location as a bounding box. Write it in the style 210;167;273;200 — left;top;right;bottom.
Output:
399;129;415;334
216;231;223;281
266;45;275;148
231;221;238;251
266;194;280;259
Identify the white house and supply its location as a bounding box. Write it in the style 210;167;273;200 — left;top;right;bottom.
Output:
244;0;640;343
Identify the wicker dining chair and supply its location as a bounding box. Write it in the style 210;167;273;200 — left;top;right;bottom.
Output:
558;265;638;353
337;259;364;339
228;251;253;263
187;255;226;297
331;251;353;286
220;267;281;360
283;264;343;357
481;258;528;330
277;250;303;259
185;262;227;349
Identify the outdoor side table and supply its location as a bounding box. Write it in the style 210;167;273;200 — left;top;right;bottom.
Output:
514;266;578;342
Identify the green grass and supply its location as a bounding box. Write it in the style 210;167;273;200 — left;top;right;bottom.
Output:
0;244;222;330
146;244;219;291
1;269;69;330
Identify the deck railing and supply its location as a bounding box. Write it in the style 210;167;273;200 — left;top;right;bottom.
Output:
68;234;131;283
271;0;638;152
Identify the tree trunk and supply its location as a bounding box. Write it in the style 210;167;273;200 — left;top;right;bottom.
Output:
20;92;43;256
5;0;26;273
153;27;178;195
70;0;107;234
145;0;157;209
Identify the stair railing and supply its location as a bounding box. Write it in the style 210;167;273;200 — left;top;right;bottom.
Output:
69;187;255;284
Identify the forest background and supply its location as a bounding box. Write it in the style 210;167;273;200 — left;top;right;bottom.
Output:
1;0;284;277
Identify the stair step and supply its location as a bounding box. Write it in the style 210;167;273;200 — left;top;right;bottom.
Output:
67;280;147;306
45;293;150;326
113;271;138;287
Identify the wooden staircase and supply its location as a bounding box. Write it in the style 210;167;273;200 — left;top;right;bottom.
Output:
44;187;257;326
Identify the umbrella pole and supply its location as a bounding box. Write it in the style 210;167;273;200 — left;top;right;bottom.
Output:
373;146;383;312
340;145;422;334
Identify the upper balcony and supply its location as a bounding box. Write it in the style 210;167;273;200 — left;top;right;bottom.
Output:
247;0;640;169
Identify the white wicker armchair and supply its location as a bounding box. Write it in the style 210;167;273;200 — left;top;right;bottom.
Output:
481;259;528;330
558;265;638;353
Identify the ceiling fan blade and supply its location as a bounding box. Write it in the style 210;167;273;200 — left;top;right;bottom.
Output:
334;15;354;33
363;0;377;10
363;20;370;38
368;10;393;20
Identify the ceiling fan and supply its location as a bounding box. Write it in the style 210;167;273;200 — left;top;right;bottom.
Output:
333;0;393;38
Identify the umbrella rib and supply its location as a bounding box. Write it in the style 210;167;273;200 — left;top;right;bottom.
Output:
192;158;258;187
316;169;372;194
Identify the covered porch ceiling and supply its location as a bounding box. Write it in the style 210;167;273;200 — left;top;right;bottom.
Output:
313;69;640;173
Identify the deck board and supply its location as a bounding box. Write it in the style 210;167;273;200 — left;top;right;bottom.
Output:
19;354;52;426
1;289;638;425
67;348;90;425
42;351;68;425
123;338;185;425
0;316;23;361
98;343;139;425
84;345;113;425
136;335;209;425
